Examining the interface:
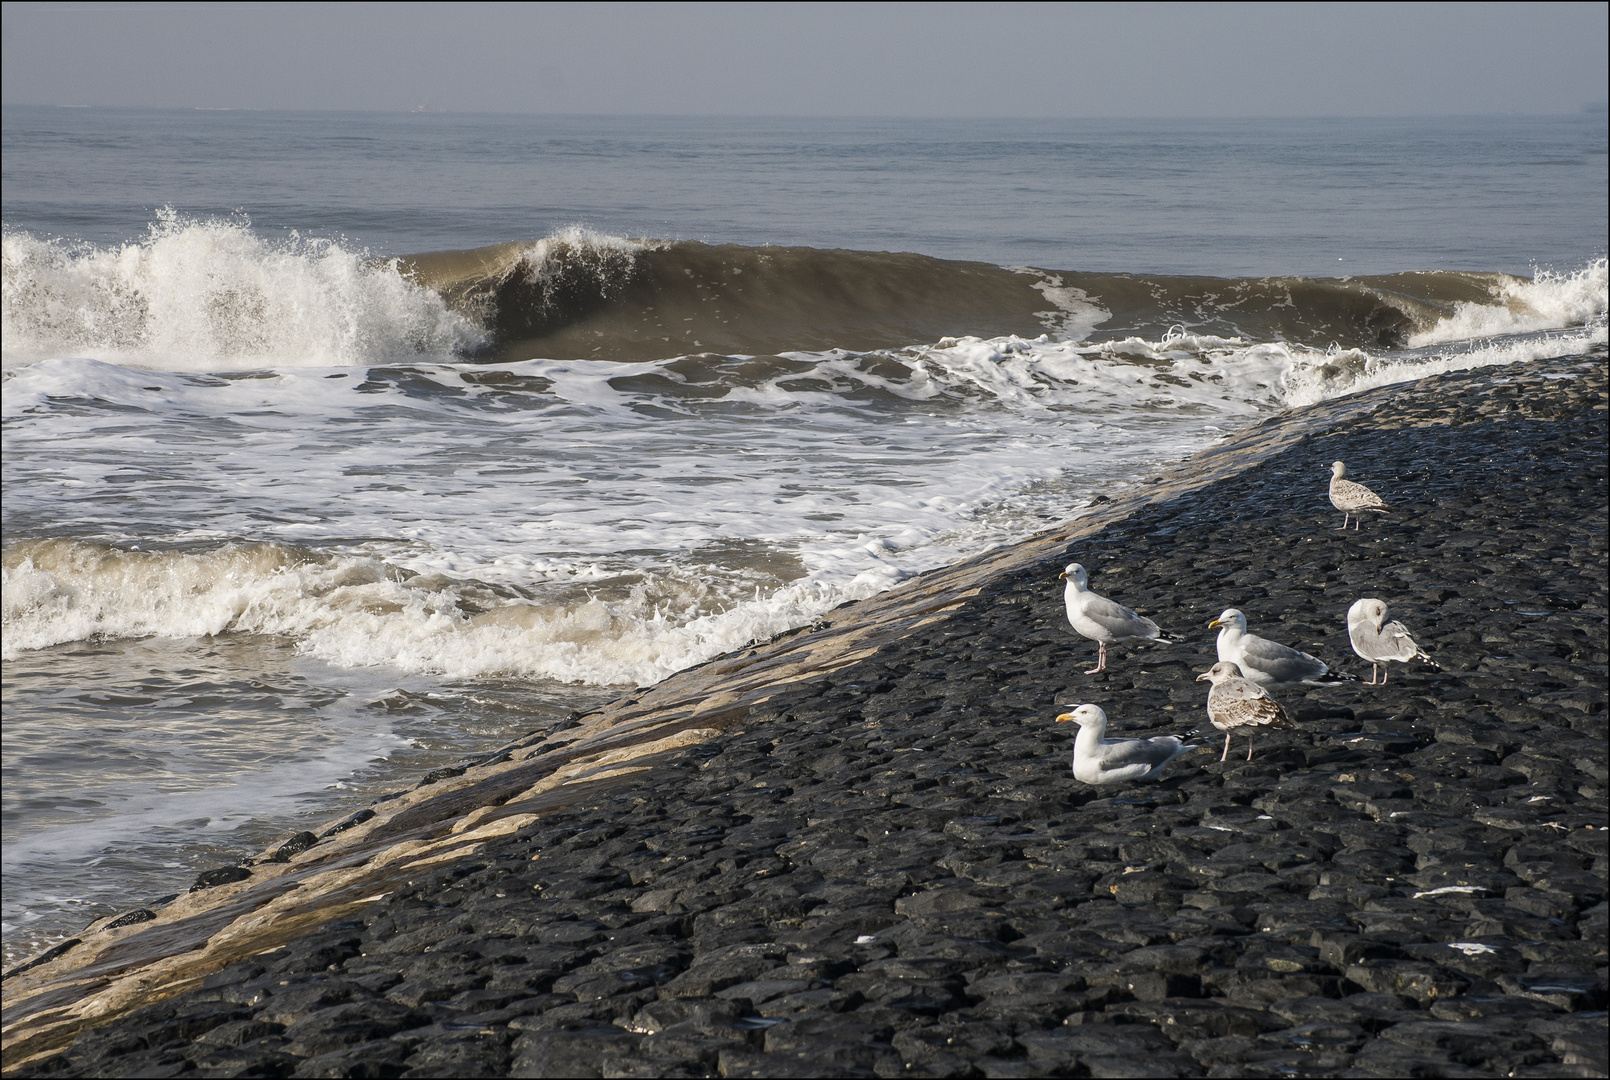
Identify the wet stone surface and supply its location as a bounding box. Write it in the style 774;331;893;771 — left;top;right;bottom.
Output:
18;357;1609;1078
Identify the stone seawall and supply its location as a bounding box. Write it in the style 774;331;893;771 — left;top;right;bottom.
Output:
5;353;1606;1077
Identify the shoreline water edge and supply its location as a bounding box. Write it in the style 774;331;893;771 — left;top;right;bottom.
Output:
3;352;1606;1077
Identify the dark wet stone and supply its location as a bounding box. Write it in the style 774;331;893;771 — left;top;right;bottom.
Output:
416;766;467;788
3;936;81;979
289;1037;409;1078
267;832;320;863
189;865;252;892
319;808;376;838
509;1025;642;1078
280;1001;426;1058
102;909;158;930
1497;972;1608;1011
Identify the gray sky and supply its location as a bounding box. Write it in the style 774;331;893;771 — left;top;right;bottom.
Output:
4;2;1607;117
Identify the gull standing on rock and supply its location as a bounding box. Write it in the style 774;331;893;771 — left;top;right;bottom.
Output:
1329;461;1390;530
1209;608;1353;688
1347;598;1440;684
1056;704;1198;785
1197;662;1297;761
1060;562;1165;674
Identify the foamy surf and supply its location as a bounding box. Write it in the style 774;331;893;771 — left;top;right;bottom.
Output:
0;538;890;685
1;210;482;370
5;320;1602;689
1407;259;1608;347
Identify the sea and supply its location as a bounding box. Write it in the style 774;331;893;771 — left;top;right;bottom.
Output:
2;107;1606;964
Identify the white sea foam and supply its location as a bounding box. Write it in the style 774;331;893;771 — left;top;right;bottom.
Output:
1280;325;1606;408
1407;259;1608;347
0;210;482;370
1017;271;1109;341
4;297;1602;688
0;540;893;685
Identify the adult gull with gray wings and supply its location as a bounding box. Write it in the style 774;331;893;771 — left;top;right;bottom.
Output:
1060;562;1164;674
1056;704;1198;785
1209;608;1352;688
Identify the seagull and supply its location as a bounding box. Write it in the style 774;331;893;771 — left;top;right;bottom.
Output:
1209;608;1354;688
1059;562;1164;674
1197;661;1297;761
1347;598;1440;684
1056;704;1198;785
1329;461;1390;531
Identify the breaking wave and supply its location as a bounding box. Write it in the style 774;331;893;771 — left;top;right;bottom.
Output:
1407;260;1608;346
1;210;482;370
4;214;1604;369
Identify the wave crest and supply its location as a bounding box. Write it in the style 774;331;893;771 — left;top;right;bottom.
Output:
1;210;482;370
1408;259;1608;347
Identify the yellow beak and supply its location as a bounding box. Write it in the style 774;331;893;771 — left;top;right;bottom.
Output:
1055;712;1076;723
1058;571;1067;580
1207;619;1223;629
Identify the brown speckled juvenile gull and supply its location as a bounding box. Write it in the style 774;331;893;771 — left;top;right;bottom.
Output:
1347;597;1440;684
1055;704;1197;785
1197;661;1296;761
1329;460;1390;530
1059;562;1164;675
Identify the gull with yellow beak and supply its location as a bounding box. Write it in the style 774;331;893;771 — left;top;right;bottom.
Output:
1056;704;1198;785
1208;608;1353;688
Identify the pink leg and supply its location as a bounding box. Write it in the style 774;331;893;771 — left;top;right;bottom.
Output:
1220;733;1231;762
1246;735;1254;761
1381;666;1389;684
1353;516;1361;531
1366;663;1380;685
1085;643;1107;675
1337;513;1349;530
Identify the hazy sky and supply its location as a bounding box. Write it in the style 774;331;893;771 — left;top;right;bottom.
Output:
4;2;1607;117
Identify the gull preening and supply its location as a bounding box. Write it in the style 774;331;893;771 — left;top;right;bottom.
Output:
1347;598;1440;684
1197;661;1296;761
1056;704;1198;785
1060;562;1164;674
1329;461;1390;531
1209;608;1353;688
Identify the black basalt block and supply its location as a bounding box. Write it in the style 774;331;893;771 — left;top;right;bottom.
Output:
319;808;376;838
266;831;319;863
189;866;252;892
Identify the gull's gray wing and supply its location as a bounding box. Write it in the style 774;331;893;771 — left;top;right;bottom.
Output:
1092;734;1185;769
1078;735;1194;784
1352;620;1419;663
1380;620;1423;662
1239;633;1329;683
1077;592;1162;641
1084;760;1168;785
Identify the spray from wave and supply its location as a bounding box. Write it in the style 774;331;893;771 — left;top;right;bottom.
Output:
1407;259;1608;346
1;209;482;370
